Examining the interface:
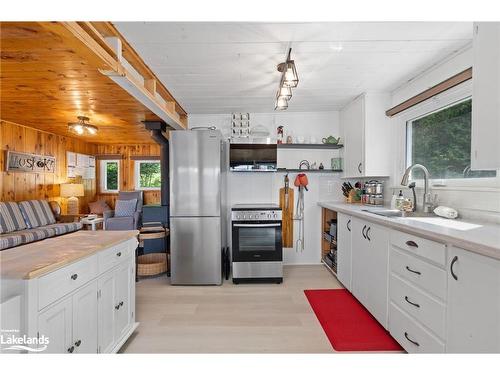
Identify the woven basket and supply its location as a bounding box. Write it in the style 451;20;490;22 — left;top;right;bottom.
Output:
137;253;167;276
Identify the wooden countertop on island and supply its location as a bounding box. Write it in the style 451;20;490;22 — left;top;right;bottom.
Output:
0;230;139;280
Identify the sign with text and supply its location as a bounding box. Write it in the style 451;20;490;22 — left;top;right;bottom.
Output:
6;151;56;173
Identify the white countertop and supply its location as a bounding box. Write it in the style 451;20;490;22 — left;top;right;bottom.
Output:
318;201;500;261
0;230;139;280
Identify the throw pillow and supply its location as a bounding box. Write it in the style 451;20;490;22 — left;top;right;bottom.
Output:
114;199;138;217
88;200;111;215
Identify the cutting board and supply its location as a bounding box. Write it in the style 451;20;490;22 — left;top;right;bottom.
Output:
279;187;294;248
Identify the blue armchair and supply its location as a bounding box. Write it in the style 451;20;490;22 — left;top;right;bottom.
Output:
104;191;143;230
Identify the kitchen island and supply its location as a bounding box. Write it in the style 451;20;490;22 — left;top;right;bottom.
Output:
318;201;500;353
0;230;139;353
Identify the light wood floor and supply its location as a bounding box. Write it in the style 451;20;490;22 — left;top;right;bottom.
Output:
120;265;343;353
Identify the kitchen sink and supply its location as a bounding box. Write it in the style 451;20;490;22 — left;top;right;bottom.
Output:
362;209;435;218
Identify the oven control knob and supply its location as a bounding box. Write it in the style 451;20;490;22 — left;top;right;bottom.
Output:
267;214;271;219
242;215;246;219
273;214;277;218
249;215;254;219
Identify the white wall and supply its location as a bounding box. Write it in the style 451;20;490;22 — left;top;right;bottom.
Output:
388;46;500;224
189;111;344;264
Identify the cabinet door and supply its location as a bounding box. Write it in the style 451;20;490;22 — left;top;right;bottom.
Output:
38;297;72;354
446;246;500;353
342;96;364;177
114;261;132;342
350;217;369;305
471;22;500;170
72;281;98;353
98;271;115;353
337;213;352;290
364;222;389;328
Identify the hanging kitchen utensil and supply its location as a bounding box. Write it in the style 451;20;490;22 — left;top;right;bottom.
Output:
293;172;308;253
279;174;294;248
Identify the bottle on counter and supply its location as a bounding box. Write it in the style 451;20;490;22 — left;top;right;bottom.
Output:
395;190;404;210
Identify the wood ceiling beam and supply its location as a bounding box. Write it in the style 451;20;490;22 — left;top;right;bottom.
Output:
46;22;186;130
90;21;188;118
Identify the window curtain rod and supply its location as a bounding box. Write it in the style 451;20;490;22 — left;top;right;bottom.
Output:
386;67;472;117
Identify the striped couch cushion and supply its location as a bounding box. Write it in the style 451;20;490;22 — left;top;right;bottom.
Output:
18;200;56;228
44;222;83;235
0;233;23;250
0;202;28;233
0;227;56;251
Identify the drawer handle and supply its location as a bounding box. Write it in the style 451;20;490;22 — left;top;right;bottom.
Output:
115;301;124;310
67;346;75;353
450;255;458;281
405;296;420;308
405;266;421;275
71;273;78;281
366;227;371;241
404;332;420;347
358;162;362;174
74;340;82;347
347;219;351;232
362;225;367;239
405;240;418;248
116;252;122;257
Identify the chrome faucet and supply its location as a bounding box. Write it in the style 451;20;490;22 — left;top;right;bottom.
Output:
401;164;433;213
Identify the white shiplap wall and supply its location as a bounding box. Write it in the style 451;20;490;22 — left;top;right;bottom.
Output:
189;111;344;264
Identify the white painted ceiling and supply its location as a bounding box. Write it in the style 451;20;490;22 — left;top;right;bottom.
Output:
115;22;472;114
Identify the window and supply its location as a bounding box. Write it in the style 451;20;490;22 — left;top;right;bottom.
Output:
100;160;120;192
135;160;161;190
406;98;496;180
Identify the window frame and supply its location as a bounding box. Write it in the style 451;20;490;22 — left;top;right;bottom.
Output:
99;160;120;193
396;80;499;189
134;160;161;191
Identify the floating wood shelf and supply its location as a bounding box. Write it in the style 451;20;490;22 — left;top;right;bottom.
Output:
277;144;344;150
277;168;343;173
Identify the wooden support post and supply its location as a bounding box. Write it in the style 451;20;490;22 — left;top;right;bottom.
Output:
144;79;157;96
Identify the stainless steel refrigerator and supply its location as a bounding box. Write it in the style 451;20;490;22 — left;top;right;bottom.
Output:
169;128;227;285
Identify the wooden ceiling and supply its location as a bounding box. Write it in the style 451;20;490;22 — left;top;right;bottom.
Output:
0;22;177;144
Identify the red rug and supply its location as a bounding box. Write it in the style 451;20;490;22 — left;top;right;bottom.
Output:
304;289;402;352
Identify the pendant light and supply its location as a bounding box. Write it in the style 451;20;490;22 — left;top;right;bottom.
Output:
275;96;288;110
274;48;298;110
68;116;98;136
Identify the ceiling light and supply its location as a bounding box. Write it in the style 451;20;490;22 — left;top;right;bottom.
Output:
275;96;288;110
277;84;292;101
275;48;298;111
68;116;98;136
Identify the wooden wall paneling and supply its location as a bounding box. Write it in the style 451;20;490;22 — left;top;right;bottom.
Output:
94;142;162;208
0;120;97;214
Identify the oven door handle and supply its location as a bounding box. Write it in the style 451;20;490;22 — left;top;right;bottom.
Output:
233;223;281;227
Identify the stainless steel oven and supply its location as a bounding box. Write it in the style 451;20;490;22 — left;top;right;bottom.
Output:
231;204;283;283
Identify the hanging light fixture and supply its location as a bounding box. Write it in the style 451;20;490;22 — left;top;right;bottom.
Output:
275;48;298;111
68;116;98;136
275;96;288;110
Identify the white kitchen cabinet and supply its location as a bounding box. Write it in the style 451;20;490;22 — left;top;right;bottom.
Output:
446;246;500;353
72;281;98;353
340;92;392;177
471;22;500;170
38;296;73;354
98;270;116;354
350;217;389;328
337;213;352;290
97;259;134;353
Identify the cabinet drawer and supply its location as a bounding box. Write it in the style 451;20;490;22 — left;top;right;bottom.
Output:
389;303;445;353
38;255;98;310
390;230;446;266
390;246;447;300
98;242;133;274
390;273;446;338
